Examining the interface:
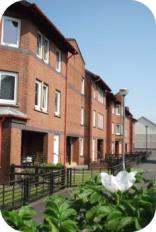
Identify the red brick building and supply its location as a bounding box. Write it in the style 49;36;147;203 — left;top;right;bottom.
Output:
0;1;135;182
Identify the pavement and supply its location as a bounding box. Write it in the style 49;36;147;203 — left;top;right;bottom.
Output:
31;151;156;224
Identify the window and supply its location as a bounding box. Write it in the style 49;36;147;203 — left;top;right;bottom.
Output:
37;32;42;58
42;84;48;111
43;37;49;63
36;32;49;63
35;80;42;110
93;85;96;99
55;90;61;116
81;78;85;95
98;113;103;129
79;138;84;156
1;16;21;48
35;80;48;112
115;105;121;115
81;107;84;126
115;124;123;135
98;88;104;104
0;71;17;104
93;110;96;127
56;50;61;72
112;123;115;134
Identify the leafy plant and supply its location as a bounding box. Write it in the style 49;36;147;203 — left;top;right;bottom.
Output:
42;195;78;232
3;169;156;232
3;206;38;232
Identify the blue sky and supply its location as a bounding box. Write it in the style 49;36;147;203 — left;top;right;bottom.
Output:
34;0;156;122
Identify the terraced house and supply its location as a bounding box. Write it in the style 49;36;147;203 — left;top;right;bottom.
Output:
0;1;135;182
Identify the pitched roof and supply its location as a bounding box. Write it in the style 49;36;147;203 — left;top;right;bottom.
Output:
67;38;85;64
86;69;111;91
7;1;77;54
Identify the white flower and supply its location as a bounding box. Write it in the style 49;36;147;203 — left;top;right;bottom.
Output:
100;170;137;193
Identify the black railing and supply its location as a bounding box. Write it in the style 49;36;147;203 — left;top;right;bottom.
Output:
0;151;151;211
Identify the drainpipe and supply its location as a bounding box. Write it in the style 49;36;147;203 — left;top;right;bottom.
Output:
89;77;101;164
0;116;5;167
64;51;77;165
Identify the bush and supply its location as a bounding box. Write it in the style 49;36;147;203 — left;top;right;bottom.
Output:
3;170;156;232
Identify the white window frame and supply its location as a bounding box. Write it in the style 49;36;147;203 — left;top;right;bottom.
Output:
97;113;103;129
98;88;104;104
55;90;61;116
1;16;21;48
53;134;60;164
112;123;114;135
35;80;48;112
35;80;42;110
93;85;96;99
112;104;115;114
43;36;49;64
115;105;121;115
81;107;84;126
0;71;18;105
79;138;84;157
42;83;48;112
93;110;96;128
115;124;123;135
112;142;115;154
36;32;43;59
56;49;62;72
81;77;85;95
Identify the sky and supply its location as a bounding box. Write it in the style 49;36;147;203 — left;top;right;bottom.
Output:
33;0;156;122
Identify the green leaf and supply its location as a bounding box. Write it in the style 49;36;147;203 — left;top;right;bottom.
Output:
116;217;134;231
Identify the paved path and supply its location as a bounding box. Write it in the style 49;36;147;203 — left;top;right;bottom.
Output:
136;150;156;179
31;152;156;224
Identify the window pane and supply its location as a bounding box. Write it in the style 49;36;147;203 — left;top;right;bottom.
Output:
42;85;48;110
43;38;49;61
55;91;61;115
35;82;40;106
3;18;19;45
56;51;61;71
0;74;15;100
37;33;42;57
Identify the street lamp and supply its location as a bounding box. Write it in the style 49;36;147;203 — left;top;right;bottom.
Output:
119;88;128;170
145;125;148;152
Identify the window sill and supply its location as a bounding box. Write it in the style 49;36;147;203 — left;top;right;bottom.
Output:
0;103;19;107
1;43;19;49
54;113;61;118
34;108;49;115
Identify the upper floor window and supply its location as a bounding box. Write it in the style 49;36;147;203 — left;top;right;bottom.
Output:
56;50;61;72
35;80;48;112
93;85;96;99
112;123;115;134
98;88;104;104
55;90;61;117
115;105;122;115
98;113;103;129
37;32;49;63
0;71;17;105
115;124;123;135
81;107;84;126
93;110;96;127
81;77;85;95
1;16;21;48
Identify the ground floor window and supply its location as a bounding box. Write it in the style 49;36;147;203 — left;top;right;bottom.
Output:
0;71;17;104
92;139;96;161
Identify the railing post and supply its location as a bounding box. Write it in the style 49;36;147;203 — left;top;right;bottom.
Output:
23;178;30;205
49;169;54;194
10;164;15;182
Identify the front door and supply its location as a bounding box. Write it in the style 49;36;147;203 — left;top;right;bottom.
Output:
53;135;60;164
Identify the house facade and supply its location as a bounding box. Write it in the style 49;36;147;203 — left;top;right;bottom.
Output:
0;1;135;182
